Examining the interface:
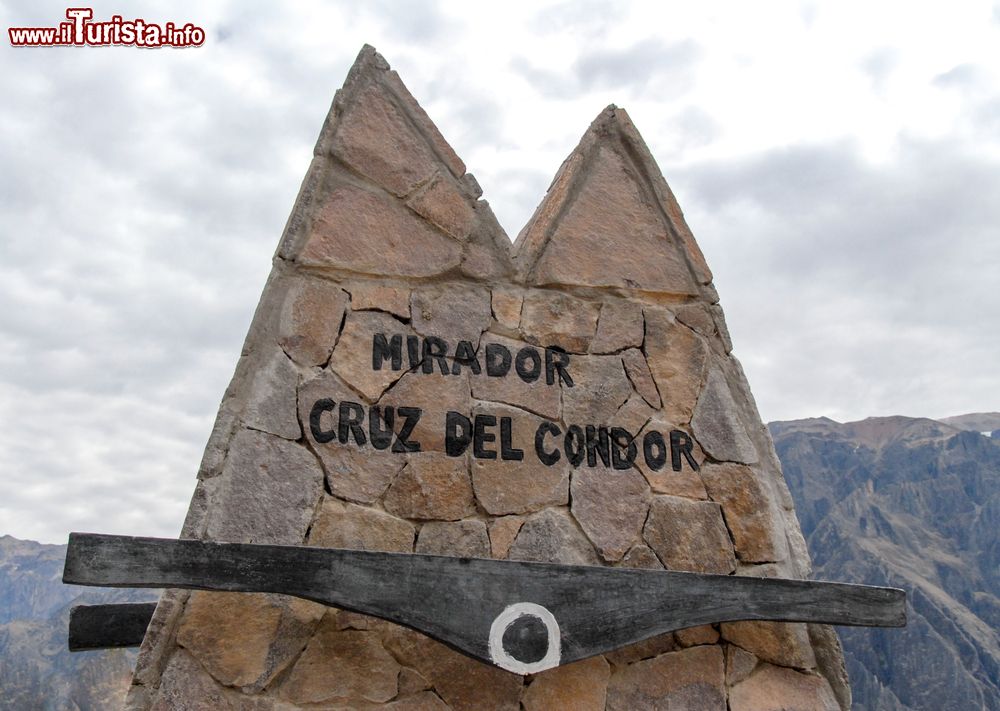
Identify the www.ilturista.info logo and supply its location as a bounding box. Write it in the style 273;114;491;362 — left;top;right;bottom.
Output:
8;8;205;48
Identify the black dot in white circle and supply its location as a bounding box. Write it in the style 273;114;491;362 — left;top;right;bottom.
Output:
501;614;548;664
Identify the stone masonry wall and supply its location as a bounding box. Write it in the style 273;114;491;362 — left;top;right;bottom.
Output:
125;46;850;711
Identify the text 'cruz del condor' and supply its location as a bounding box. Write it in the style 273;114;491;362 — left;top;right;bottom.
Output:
372;333;574;386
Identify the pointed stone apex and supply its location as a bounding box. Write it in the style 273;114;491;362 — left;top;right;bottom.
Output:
513;105;712;294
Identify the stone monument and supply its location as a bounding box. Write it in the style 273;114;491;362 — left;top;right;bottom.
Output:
123;45;852;710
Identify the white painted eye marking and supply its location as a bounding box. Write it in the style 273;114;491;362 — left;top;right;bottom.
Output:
487;602;561;675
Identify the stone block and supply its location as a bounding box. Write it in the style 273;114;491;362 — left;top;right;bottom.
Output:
470;403;569;515
470;332;561;420
508;508;601;565
411;284;492;347
675;624;720;647
488;516;524;559
523;655;610;711
571;465;651;562
617;544;664;570
700;463;788;563
635;420;707;500
726;644;758;686
278;278;349;366
490;288;523;331
205;429;324;545
329;309;413;401
240;350;302;440
415;520;490;558
590;299;644;354
606;645;726;710
378;369;471;453
520;290;600;353
721;621;817;670
299;185;462;277
644;307;709;424
561;354;634;425
692;368;759;464
406;172;475;240
383;453;475;521
350;283;411;319
621;348;662;409
308;498;415;553
299;370;407;503
729;664;839;711
279;614;400;704
643;495;736;574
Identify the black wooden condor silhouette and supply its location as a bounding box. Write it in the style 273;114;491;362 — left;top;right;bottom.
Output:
64;532;905;674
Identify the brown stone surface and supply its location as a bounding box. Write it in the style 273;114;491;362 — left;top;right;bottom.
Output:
300;185;462;276
397;667;431;696
692;367;759;464
604;632;677;666
151;650;234;711
726;644;759;686
278;278;349;366
674;302;716;338
490;288;523;330
308;498;415;553
523;656;610;711
415;520;490;557
205;429;323;545
729;664;840;711
488;516;524;559
621;348;662;409
722;620;817;670
470;332;561;420
406;172;475;240
176;592;279;688
520;290;599;353
617;543;664;570
279;614;400;704
606;645;726;711
675;624;720;647
241;350;302;440
331;80;440;198
380;623;522;711
561;354;633;425
523;137;699;295
700;463;788;563
508;508;601;565
471;403;568;514
590;299;644;354
350;283;411;319
329;309;413;401
411;284;492;347
571;465;651;562
644;307;709;424
299;370;407;503
383;454;475;521
379;370;471;453
643;495;736;574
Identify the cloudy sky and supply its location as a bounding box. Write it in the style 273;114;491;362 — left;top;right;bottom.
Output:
2;0;998;543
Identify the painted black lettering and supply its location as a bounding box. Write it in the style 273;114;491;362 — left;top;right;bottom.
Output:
452;340;482;375
515;347;541;383
611;427;637;470
565;425;585;467
534;422;561;466
485;343;512;377
407;335;422;370
670;430;699;471
585;425;611;467
643;430;667;471
369;406;394;450
500;417;524;461
393;407;422;453
422;337;450;375
372;333;402;371
338;401;367;446
309;398;336;444
474;414;497;459
445;411;472;457
545;348;573;387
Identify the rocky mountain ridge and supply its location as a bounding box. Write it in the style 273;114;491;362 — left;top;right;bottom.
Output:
772;413;1000;710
